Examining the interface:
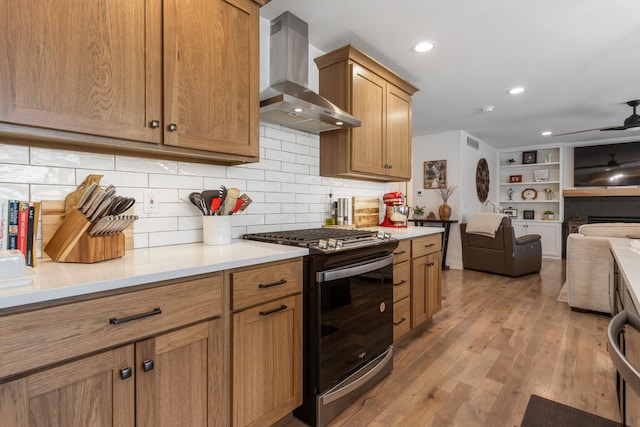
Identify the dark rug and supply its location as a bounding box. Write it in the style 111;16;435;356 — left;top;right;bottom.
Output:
521;395;619;427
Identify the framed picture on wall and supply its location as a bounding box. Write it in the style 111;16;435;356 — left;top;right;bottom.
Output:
503;208;517;218
523;210;535;220
522;150;537;164
424;160;447;189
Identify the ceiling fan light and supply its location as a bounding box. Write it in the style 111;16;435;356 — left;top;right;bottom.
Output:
541;131;552;136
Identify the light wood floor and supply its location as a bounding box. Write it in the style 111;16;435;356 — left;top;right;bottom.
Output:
281;259;620;427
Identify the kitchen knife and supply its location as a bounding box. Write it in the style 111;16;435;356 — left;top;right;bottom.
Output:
76;183;98;212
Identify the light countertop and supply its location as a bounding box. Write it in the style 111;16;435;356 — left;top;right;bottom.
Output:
0;226;442;312
609;238;640;310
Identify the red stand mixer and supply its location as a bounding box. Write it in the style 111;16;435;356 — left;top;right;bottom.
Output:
380;192;409;228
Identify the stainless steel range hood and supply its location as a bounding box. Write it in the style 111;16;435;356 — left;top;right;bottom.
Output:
259;12;360;133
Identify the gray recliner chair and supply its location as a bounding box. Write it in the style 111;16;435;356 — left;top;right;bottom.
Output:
460;216;542;277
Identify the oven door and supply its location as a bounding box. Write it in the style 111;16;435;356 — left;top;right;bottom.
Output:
315;254;393;392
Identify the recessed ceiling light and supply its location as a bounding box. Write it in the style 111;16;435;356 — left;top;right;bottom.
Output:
541;131;553;136
335;121;343;126
413;41;435;53
293;108;303;113
508;87;525;95
481;106;495;113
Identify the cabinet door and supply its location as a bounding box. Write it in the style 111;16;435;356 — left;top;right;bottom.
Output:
232;294;302;427
163;0;259;157
411;252;442;328
513;221;560;258
0;346;135;427
0;0;162;144
426;252;443;318
136;319;222;427
350;64;387;176
385;84;412;179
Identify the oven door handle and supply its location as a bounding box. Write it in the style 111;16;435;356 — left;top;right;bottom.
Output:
316;255;393;283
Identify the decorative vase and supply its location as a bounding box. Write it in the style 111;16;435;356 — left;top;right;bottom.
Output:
439;203;451;220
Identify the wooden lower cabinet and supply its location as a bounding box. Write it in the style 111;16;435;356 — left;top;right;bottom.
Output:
0;345;135;426
136;319;223;427
231;294;302;427
392;236;443;341
0;319;222;427
411;251;442;328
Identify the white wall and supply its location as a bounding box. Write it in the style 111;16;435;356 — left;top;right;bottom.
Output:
412;130;497;270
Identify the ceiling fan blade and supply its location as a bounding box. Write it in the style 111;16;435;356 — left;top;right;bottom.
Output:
553;128;605;137
600;125;631;131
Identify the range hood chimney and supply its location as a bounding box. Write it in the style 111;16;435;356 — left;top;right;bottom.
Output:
259;12;361;133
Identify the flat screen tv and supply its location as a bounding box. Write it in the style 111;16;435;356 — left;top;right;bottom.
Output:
574;141;640;187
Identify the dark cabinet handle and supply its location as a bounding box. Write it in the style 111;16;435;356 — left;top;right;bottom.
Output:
142;360;154;372
168;123;178;132
258;278;287;288
393;280;407;286
427;262;435;267
388;164;393;169
259;304;287;316
424;243;435;248
109;307;162;325
120;367;132;380
393;317;407;326
150;120;160;128
394;250;407;256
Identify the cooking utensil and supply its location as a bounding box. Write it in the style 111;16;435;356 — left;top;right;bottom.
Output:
83;189;107;218
90;195;115;222
76;182;99;212
237;193;252;212
230;198;245;214
222;187;240;215
109;196;135;216
188;192;206;215
216;186;228;215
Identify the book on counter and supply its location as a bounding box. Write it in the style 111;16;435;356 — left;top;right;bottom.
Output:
1;199;40;266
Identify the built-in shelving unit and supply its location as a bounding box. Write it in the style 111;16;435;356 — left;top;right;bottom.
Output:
498;146;563;258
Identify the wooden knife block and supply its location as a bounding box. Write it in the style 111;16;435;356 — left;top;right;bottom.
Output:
42;201;130;263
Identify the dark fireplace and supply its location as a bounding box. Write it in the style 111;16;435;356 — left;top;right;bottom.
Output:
562;196;640;257
588;216;640;224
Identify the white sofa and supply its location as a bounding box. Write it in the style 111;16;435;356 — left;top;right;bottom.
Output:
566;223;640;314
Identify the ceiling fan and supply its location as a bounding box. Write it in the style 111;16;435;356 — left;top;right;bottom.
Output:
554;99;640;136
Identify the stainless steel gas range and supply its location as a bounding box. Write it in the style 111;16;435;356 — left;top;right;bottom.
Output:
243;228;398;427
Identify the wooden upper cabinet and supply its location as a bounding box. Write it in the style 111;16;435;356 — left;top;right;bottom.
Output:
0;0;162;144
163;0;259;158
315;45;418;182
0;0;264;164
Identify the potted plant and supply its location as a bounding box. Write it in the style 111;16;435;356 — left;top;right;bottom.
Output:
413;205;425;218
507;158;516;166
543;210;555;220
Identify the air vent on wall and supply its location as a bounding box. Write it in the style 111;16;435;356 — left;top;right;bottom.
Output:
466;136;479;150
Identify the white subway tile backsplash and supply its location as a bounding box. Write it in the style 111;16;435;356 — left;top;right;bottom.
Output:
0;183;30;200
178;162;226;178
0;143;29;164
116;156;178;174
265;171;296;184
0;164;75;185
226;166;265;181
1;123;390;251
282;141;310;156
264;127;297;143
149;174;202;189
31;148;114;169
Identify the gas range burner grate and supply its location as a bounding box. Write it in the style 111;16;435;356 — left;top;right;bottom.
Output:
243;228;378;247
